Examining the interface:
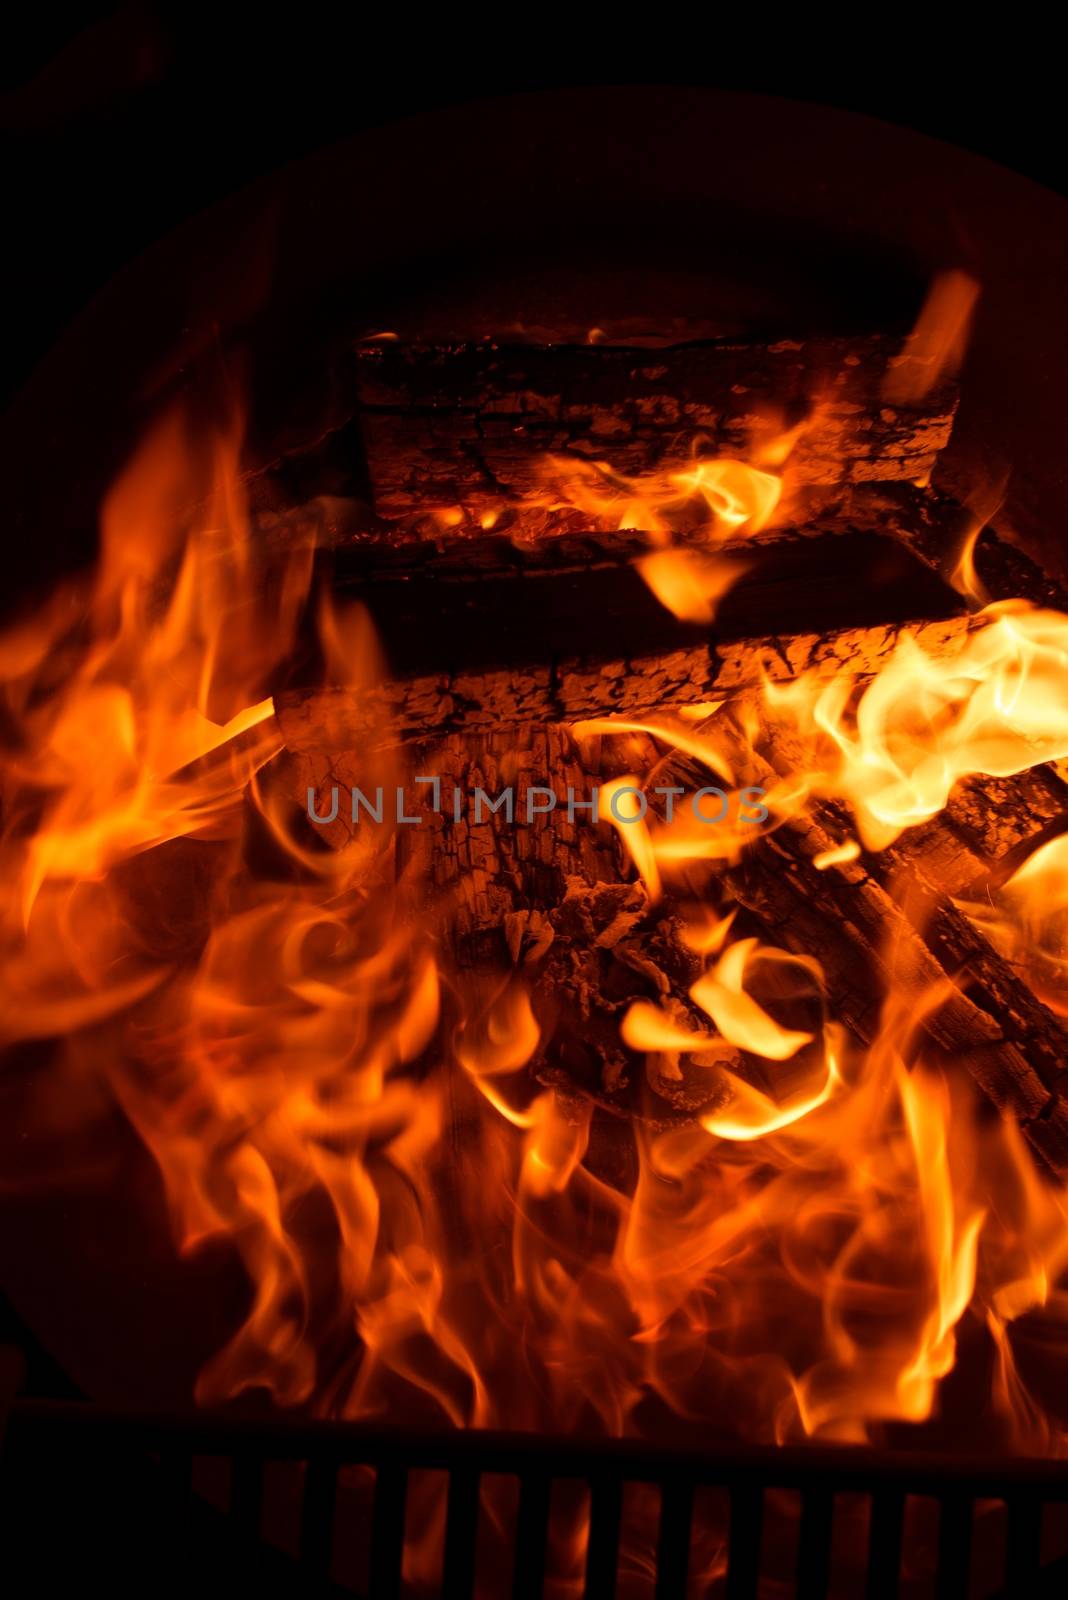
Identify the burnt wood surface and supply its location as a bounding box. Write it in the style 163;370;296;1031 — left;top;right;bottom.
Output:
291;726;739;1144
277;613;979;751
270;336;1068;1172
278;516;965;747
291;697;1068;1172
354;336;958;529
656;726;1068;1175
327;528;957;677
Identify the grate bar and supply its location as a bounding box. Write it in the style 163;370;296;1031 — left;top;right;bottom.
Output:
654;1479;693;1600
936;1493;973;1600
584;1474;623;1599
442;1467;480;1600
11;1401;1068;1499
512;1472;551;1600
369;1462;408;1600
159;1451;192;1536
6;1401;1068;1597
299;1456;338;1586
865;1486;904;1600
228;1451;263;1580
1004;1493;1043;1592
796;1487;834;1599
725;1483;763;1600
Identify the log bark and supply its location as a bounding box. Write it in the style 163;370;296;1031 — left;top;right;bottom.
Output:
288;693;1068;1171
275;613;978;751
639;727;1068;1175
725;813;1068;1172
290;727;737;1131
322;518;954;662
876;484;1068;611
354;336;958;530
696;716;1068;1172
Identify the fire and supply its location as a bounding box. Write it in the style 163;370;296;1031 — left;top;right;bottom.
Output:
962;831;1068;1015
758;602;1068;849
6;294;1068;1591
635;547;749;624
519;452;783;545
520;450;783;627
881;270;979;405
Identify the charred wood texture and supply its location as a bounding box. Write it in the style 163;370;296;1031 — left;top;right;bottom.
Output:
325;526;957;671
354;337;958;529
877;486;1068;611
291;704;1068;1172
268;332;1068;1173
276;614;975;751
291;728;731;1131
720;727;1068;1173
725;812;1068;1173
279;516;965;748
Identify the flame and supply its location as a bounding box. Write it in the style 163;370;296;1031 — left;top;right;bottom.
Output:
691;938;819;1061
7;298;1068;1597
965;833;1068;1014
597;776;662;900
761;603;1068;849
523;452;782;545
635;547;749;623
882;269;980;404
813;839;861;871
522;451;781;626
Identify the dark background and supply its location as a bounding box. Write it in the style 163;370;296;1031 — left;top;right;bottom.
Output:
4;6;1068;413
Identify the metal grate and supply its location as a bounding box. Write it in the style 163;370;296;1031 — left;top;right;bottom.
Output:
4;1398;1068;1597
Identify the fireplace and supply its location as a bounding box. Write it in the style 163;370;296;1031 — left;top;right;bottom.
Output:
4;84;1068;1600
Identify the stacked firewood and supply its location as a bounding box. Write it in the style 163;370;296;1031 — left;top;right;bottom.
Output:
273;333;1068;1177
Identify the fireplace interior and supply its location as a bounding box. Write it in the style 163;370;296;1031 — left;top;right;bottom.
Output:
5;87;1068;1600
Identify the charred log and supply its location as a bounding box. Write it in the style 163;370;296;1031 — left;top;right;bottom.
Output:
354;336;958;529
291;726;737;1129
276;614;977;750
703;725;1068;1173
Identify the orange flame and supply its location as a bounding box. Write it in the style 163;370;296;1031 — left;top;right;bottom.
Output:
5;308;1068;1599
762;603;1068;848
882;269;980;404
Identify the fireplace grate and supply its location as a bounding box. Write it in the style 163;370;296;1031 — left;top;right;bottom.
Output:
4;1398;1068;1596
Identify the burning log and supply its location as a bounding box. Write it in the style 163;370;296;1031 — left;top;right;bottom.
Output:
883;485;1068;612
290;723;723;1125
627;717;1068;1173
353;336;958;530
278;512;966;747
724;809;1068;1172
704;701;1068;1167
277;613;977;749
292;694;1066;1157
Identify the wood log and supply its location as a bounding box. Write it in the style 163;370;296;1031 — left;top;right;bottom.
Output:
354;336;958;530
289;727;736;1133
726;813;1068;1173
322;519;957;664
274;489;1022;752
875;483;1068;611
701;707;1068;1158
287;684;1068;1172
276;613;977;751
644;731;1068;1175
